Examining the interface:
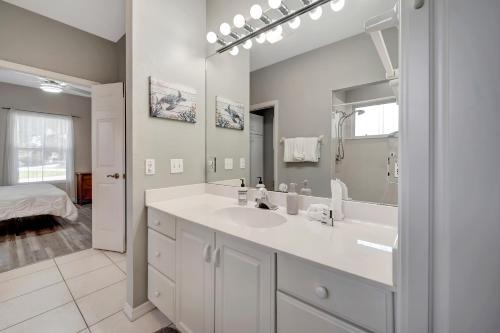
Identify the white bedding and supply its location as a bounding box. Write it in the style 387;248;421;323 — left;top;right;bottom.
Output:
0;184;78;221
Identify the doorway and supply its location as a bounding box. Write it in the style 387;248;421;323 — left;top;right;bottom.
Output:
250;107;275;189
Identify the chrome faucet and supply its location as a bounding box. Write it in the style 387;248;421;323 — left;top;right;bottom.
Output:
255;188;278;210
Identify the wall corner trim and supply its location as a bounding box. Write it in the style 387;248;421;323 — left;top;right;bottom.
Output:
123;301;156;322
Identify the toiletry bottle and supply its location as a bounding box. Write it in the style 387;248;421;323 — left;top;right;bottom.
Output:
256;177;265;189
287;183;299;215
238;179;248;206
300;179;312;196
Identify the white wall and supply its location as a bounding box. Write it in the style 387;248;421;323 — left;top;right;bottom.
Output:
125;0;206;309
432;0;500;332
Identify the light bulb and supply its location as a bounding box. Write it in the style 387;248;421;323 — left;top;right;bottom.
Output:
219;22;231;36
250;4;263;20
229;46;239;56
255;33;266;44
268;0;282;9
206;31;218;44
243;39;253;49
309;6;323;20
288;16;301;29
266;25;283;44
233;14;246;28
330;0;345;12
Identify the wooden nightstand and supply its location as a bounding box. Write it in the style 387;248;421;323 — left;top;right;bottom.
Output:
76;172;92;205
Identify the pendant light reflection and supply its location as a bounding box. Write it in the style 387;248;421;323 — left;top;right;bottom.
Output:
309;6;323;20
330;0;345;12
233;14;246;28
250;4;263;19
288;16;301;29
206;31;218;44
268;0;282;9
255;33;266;44
229;46;240;56
266;25;283;44
243;39;253;50
219;22;231;36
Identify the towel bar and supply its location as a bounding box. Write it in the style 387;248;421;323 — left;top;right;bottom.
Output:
280;135;324;144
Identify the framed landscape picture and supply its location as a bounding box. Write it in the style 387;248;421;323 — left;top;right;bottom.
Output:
149;77;197;123
215;96;244;130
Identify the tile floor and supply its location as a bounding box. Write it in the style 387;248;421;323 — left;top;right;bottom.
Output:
0;248;171;332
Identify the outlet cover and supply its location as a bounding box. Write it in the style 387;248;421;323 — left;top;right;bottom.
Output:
170;159;184;174
240;158;245;169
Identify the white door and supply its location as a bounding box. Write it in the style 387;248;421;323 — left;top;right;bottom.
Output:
214;233;274;333
250;114;264;187
91;83;125;252
176;221;215;333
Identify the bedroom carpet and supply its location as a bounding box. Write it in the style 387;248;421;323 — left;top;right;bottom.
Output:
0;205;92;273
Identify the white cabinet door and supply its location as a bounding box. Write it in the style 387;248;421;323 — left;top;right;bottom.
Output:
214;233;275;333
175;221;215;333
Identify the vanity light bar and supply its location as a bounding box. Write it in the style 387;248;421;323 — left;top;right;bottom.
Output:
216;0;332;54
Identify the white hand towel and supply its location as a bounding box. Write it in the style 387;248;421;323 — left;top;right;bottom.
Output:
302;137;320;162
284;137;321;162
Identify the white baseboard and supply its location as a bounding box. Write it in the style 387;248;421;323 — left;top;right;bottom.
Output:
123;301;156;322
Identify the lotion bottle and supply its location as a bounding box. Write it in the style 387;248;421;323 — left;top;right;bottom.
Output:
287;183;299;215
300;179;312;196
238;179;248;206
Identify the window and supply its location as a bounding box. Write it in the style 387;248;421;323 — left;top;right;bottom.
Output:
354;102;399;137
7;111;73;184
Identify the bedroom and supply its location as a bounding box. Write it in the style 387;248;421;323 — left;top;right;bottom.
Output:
0;0;126;273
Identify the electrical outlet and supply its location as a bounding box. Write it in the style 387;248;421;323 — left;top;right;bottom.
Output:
145;159;155;175
224;158;233;170
240;158;245;169
170;159;184;174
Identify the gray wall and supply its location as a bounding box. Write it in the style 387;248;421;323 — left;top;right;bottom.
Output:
206;52;250;184
432;0;500;332
0;82;91;187
251;29;398;197
0;0;123;83
125;0;206;308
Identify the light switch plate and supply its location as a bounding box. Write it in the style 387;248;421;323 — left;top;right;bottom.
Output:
145;159;155;175
239;158;245;169
224;158;233;170
170;159;184;174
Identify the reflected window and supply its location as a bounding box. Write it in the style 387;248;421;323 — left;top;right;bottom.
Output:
354;102;399;137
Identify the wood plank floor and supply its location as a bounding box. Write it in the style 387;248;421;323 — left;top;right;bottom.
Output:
0;205;92;273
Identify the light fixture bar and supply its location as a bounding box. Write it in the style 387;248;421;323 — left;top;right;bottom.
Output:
217;0;331;54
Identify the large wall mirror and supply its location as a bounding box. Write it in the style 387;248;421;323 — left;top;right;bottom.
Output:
205;0;399;206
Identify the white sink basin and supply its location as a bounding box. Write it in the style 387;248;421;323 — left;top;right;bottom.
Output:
214;207;286;229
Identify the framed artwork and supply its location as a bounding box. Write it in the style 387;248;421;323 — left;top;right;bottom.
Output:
150;77;197;123
215;96;244;130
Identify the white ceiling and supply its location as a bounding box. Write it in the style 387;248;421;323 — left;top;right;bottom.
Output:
238;0;396;71
3;0;125;42
0;68;91;97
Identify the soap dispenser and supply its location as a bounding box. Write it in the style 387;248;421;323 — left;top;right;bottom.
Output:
287;183;299;215
256;177;265;189
238;179;248;206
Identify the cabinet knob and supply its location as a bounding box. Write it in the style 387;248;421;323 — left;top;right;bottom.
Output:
314;286;329;299
155;251;161;257
154;291;160;297
154;220;160;226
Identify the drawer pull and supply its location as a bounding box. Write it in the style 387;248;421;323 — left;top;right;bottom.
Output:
155;251;161;257
154;291;161;297
203;244;212;263
314;286;329;299
154;220;160;226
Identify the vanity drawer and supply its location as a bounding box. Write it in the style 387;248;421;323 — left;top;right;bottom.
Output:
277;292;367;333
148;265;176;322
148;229;175;281
277;254;393;333
148;208;176;239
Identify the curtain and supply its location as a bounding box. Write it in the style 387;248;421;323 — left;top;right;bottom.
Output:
4;110;75;200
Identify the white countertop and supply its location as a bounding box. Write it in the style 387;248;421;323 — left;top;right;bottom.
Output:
148;193;397;290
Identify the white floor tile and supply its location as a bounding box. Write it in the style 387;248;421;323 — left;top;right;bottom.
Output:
103;251;126;264
55;248;103;265
0;282;73;330
76;280;126;326
0;266;62;302
0;259;55;284
89;309;170;333
58;253;112;279
115;259;127;274
66;265;125;299
3;302;87;333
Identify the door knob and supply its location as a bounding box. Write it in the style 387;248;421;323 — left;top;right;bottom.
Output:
106;173;120;179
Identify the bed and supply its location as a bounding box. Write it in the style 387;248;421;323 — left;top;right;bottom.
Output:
0;184;78;222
